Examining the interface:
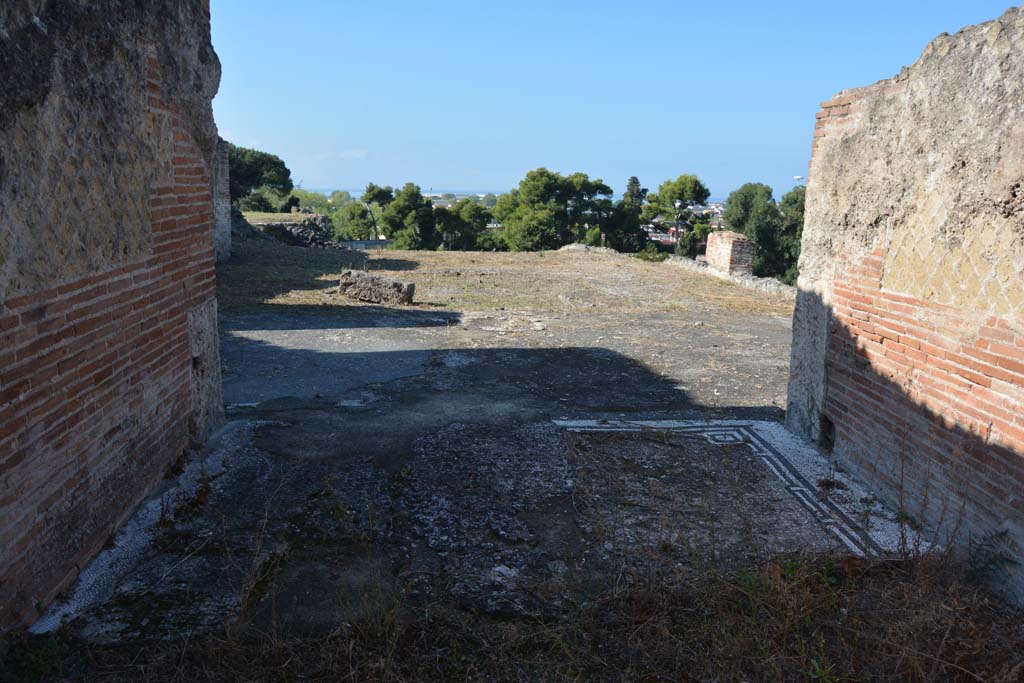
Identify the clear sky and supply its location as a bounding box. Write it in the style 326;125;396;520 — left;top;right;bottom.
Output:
211;1;1017;200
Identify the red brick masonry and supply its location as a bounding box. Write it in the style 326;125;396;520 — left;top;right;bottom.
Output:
827;247;1024;561
0;54;218;627
705;231;755;275
809;79;1023;578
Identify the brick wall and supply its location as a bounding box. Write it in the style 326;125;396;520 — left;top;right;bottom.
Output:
786;7;1024;600
828;245;1024;567
0;12;222;629
705;231;755;275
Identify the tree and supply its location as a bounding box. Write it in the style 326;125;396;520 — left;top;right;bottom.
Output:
227;143;293;202
491;190;521;225
723;182;774;233
481;193;498;208
338;203;376;240
361;183;394;208
643;174;711;224
724;182;796;280
289;189;331;214
622;176;648;212
603;176;650;252
476;229;507;251
455;199;491;247
434;207;461;248
777;185;806;284
383;183;437;250
504;206;560;252
360;183;394;239
329;190;354;206
433;199;491;250
563;172;612;241
237;192;274;213
279;195;300;213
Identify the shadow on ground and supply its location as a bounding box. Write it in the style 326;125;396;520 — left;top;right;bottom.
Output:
217;239;422;311
51;331;838;647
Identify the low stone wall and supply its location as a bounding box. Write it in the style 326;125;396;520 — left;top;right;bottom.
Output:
666;256;796;298
248;214;341;249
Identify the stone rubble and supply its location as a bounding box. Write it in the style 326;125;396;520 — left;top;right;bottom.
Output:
335;270;416;305
248;214;343;249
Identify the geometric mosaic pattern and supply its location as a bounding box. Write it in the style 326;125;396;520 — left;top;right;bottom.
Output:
553;418;886;557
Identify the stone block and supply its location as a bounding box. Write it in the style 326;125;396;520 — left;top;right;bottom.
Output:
335;270;415;305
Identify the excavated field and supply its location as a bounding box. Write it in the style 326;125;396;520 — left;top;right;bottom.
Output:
18;242;1018;682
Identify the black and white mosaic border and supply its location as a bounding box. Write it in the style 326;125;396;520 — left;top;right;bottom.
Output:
553;418;908;557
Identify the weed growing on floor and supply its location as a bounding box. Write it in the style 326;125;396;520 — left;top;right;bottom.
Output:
5;550;1023;682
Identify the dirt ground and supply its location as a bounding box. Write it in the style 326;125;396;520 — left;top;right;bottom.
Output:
15;241;1024;681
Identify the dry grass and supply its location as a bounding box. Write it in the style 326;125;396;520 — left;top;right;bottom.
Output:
217;240;794;316
5;555;1023;682
241;212;314;225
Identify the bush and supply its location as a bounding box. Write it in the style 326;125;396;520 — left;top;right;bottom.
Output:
238;193;274;213
278;195;300;213
634;242;669;262
584;226;603;247
389;228;421;250
475;231;507;252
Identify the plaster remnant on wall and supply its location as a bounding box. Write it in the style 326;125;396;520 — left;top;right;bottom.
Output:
0;0;221;300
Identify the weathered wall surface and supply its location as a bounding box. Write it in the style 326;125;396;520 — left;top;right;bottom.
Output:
0;0;223;629
787;7;1024;597
212;137;231;262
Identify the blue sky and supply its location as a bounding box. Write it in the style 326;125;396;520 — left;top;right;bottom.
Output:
211;1;1017;199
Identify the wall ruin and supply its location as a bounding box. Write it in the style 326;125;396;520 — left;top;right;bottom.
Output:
787;7;1024;598
705;230;755;276
0;0;223;629
212;137;231;262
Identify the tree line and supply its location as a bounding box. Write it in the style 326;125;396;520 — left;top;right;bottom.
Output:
227;142;805;283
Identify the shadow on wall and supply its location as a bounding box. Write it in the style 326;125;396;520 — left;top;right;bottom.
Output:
788;290;1024;600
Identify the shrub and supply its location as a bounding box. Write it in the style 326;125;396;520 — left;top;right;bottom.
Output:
238;193;274;213
634;242;669;262
584;226;603;247
475;231;507;252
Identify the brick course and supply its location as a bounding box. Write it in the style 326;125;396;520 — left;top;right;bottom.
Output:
827;245;1024;557
0;44;221;628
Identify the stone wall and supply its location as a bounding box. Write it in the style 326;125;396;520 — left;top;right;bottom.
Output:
705;231;755;275
786;8;1024;598
0;0;223;629
212;137;231;262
